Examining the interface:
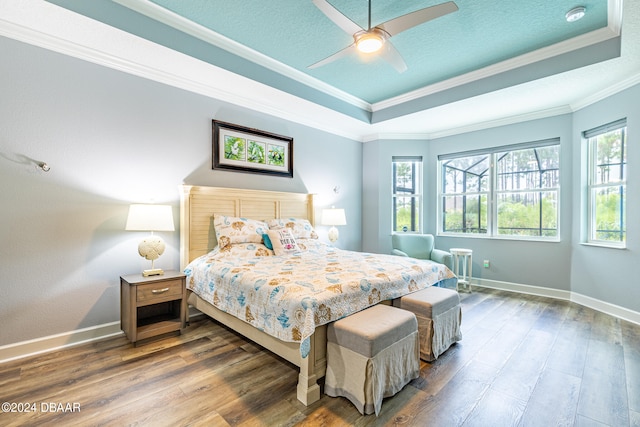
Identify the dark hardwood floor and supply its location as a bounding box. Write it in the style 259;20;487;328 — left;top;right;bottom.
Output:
2;287;639;426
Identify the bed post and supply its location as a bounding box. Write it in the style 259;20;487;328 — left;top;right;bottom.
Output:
308;193;315;226
296;336;321;405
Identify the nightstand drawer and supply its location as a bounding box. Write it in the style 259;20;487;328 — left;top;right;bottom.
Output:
136;279;183;304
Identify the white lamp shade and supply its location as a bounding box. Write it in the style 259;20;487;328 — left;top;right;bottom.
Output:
321;208;347;226
125;204;175;231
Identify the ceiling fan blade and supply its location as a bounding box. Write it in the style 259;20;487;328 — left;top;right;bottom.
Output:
379;41;408;73
378;1;458;37
312;0;364;36
308;44;356;69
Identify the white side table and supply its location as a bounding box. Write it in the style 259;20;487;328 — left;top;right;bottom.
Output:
450;248;473;292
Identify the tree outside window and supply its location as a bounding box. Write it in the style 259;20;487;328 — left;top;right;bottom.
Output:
586;122;626;246
440;155;489;234
393;157;422;233
439;140;560;240
495;145;560;238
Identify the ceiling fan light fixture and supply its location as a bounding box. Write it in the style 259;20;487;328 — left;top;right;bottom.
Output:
356;31;385;53
565;6;586;22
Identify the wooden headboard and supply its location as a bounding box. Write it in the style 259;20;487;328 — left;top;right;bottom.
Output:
179;185;315;268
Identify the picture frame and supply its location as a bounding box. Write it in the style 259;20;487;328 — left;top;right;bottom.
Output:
212;120;293;178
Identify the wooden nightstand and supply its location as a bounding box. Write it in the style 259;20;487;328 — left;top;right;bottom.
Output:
120;271;187;345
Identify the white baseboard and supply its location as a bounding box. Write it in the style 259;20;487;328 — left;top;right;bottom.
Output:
0;310;205;363
474;278;572;300
475;278;640;326
2;282;639;363
0;321;123;363
570;292;640;326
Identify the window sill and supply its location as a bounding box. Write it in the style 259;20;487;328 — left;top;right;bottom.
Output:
437;233;561;243
579;242;627;250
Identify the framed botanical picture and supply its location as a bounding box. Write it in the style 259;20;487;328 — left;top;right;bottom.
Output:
212;120;293;178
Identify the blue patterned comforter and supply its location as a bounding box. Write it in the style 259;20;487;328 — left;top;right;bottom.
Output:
184;240;456;356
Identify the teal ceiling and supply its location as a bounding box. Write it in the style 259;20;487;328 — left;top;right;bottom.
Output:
46;0;615;124
150;0;607;102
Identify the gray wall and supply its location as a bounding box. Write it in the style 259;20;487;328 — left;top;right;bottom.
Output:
363;89;639;314
570;84;639;310
426;114;574;292
362;139;429;254
0;37;362;347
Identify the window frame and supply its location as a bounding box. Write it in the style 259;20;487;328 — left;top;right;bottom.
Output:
438;138;561;241
392;156;423;234
584;119;627;248
438;154;490;235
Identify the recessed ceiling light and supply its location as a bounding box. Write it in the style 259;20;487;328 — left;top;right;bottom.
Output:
566;6;586;22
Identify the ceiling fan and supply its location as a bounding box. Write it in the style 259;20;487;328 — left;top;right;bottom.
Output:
308;0;458;73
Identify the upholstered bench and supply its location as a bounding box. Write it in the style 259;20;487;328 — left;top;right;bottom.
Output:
324;304;420;416
394;286;462;362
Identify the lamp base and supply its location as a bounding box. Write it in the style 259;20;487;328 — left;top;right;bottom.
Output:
142;268;164;277
328;226;339;243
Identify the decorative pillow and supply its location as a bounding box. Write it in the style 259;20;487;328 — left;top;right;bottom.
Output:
267;229;301;256
218;242;273;257
267;218;318;239
213;214;268;249
262;233;273;250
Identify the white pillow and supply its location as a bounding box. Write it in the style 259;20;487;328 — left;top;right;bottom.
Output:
214;214;268;249
267;229;301;255
267;218;318;239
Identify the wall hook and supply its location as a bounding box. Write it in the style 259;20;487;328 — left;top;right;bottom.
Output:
38;162;50;172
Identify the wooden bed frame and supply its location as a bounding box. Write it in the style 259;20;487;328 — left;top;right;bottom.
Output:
179;185;325;405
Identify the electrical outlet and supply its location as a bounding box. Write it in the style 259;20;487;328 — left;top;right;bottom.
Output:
483;260;490;268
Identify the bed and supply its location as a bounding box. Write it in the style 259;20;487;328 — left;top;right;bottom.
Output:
179;185;456;406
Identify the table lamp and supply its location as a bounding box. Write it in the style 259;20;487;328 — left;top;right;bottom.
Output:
125;204;175;276
321;207;347;243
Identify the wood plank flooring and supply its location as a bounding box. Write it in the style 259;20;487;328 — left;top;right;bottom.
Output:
1;287;639;426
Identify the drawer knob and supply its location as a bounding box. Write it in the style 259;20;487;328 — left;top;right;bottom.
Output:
151;287;170;294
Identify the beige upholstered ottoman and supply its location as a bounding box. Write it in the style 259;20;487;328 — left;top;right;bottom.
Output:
395;286;462;362
324;304;420;416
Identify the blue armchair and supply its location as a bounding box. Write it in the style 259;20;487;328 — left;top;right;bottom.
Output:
391;234;453;271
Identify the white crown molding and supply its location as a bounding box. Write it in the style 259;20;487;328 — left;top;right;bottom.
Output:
372;26;621;112
1;0;635;144
113;0;371;111
426;105;575;139
373;0;624;111
362;104;574;142
115;0;623;116
0;0;370;141
571;72;640;111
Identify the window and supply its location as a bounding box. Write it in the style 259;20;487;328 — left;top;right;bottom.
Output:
393;156;422;233
585;119;627;246
440;155;489;234
495;145;560;237
439;139;560;240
